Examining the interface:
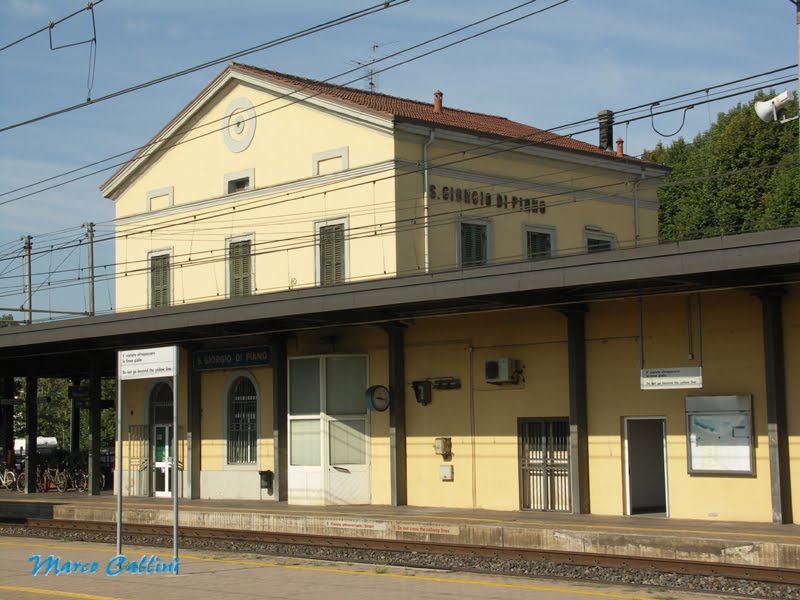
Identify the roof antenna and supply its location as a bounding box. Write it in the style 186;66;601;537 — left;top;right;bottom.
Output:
348;41;400;92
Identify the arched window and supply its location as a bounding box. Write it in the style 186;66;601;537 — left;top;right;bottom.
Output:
228;376;257;464
150;382;173;424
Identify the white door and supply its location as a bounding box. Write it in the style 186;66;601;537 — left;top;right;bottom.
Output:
153;424;172;498
327;417;369;504
288;356;370;505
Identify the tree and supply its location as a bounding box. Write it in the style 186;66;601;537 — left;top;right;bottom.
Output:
13;377;116;451
643;91;800;241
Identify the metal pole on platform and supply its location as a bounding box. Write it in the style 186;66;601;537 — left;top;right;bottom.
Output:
172;345;179;563
116;356;123;556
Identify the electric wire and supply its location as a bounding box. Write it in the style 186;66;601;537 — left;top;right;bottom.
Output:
0;0;104;53
0;0;410;134
0;0;562;202
0;156;796;304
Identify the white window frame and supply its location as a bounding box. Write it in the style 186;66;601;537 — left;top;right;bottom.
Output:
523;225;556;261
146;186;174;212
584;226;616;253
457;218;492;268
222;370;260;469
224;168;255;195
225;233;255;297
314;217;349;286
312;147;349;176
147;248;173;308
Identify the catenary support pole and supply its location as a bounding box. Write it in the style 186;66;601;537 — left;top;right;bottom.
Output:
86;222;95;317
23;236;32;325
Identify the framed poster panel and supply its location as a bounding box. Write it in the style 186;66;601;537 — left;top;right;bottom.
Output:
685;395;753;475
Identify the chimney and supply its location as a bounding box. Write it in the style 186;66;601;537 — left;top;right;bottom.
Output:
433;90;443;114
615;137;624;157
597;109;614;151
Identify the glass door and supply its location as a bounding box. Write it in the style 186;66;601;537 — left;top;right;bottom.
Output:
153;424;172;498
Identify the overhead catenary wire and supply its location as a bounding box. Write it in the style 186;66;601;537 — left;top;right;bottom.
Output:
0;75;795;275
0;0;564;203
0;0;105;53
0;11;797;315
0;0;411;134
0;156;796;305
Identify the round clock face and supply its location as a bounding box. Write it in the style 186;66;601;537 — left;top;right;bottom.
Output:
365;384;391;412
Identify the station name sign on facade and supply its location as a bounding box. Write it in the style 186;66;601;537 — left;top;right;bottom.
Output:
429;182;546;213
193;346;271;371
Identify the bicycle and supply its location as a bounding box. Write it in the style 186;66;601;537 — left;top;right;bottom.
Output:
62;469;88;492
0;467;17;491
44;466;67;493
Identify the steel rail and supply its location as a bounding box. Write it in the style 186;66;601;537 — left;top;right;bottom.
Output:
17;518;800;586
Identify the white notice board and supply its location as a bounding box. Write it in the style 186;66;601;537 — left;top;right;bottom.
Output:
686;395;753;475
119;346;176;380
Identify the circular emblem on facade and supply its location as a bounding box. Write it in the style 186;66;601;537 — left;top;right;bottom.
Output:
222;97;256;153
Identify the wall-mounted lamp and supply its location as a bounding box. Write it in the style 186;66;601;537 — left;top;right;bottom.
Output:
412;380;432;405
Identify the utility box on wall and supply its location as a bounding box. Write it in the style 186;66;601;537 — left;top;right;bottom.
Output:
439;464;454;482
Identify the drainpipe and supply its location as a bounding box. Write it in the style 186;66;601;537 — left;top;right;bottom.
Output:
423;130;436;273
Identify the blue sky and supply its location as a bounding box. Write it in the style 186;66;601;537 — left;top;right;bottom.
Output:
0;0;797;320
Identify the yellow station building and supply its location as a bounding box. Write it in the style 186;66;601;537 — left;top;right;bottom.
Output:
91;63;799;524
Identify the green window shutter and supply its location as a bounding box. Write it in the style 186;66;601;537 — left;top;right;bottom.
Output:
150;255;170;307
229;240;252;297
319;224;345;285
461;222;487;267
526;231;551;260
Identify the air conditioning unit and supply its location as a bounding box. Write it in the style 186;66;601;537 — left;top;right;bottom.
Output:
485;358;518;384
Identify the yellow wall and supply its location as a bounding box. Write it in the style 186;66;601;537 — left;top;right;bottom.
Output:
586;292;771;522
199;366;273;472
112;78;660;311
114;284;799;522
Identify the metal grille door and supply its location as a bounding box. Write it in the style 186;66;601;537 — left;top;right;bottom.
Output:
128;425;149;497
519;419;571;511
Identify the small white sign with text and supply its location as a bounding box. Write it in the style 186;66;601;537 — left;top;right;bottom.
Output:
640;367;702;390
119;347;176;380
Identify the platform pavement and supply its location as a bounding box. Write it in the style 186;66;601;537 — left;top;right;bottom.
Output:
0;535;742;600
1;491;799;570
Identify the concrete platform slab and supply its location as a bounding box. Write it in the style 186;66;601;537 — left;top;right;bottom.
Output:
2;491;799;570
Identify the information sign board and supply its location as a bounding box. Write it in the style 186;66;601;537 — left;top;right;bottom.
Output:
640;367;702;390
119;346;176;380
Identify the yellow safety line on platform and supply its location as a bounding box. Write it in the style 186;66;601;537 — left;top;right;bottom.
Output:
3;496;799;541
0;585;124;600
0;540;653;600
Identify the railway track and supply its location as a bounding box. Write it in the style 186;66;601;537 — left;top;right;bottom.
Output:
17;518;800;587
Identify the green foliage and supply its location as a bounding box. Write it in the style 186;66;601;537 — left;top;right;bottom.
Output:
642;91;800;241
13;377;117;450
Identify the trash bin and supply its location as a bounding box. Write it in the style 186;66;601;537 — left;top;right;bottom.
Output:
259;470;274;494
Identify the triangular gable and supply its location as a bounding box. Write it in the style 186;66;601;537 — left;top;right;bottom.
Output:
100;64;396;200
